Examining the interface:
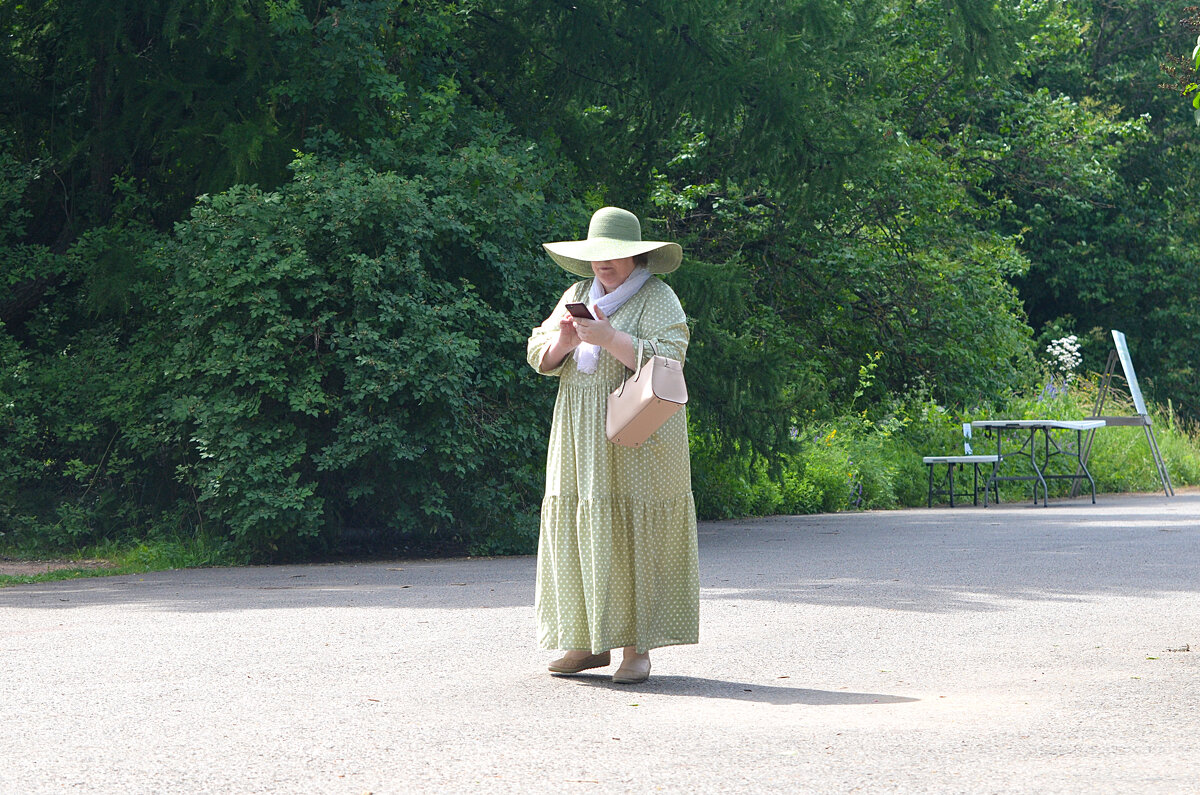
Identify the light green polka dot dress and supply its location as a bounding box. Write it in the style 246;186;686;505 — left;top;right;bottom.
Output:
526;276;699;655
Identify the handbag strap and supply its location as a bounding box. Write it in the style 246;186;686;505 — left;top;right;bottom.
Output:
632;337;658;379
615;294;657;397
615;338;657;398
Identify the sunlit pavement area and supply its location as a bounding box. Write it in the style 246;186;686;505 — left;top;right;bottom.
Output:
3;491;1199;793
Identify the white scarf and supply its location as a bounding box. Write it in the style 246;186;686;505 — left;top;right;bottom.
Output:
573;266;652;373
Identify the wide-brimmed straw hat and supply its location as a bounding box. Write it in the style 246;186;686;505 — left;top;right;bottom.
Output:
543;207;683;277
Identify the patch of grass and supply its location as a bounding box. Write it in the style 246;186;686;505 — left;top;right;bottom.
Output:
0;534;246;587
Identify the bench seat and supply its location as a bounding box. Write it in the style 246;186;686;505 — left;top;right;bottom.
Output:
922;455;999;465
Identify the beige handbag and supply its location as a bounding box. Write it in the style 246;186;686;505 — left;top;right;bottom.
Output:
606;339;688;448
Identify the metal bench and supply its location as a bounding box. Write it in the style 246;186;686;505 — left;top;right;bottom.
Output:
922;424;1000;507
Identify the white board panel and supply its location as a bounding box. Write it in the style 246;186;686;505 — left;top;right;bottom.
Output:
1112;329;1148;416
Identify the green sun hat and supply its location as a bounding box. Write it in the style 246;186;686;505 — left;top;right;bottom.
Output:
543;206;683;277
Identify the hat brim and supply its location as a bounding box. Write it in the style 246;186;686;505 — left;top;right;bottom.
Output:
543;238;682;277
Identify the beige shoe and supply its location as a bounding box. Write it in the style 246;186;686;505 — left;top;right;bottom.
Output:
548;650;611;675
612;658;651;684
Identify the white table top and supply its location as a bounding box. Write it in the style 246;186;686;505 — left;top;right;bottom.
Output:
970;419;1107;431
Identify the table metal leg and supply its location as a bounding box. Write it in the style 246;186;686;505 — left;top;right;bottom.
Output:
1075;428;1097;503
927;463;934;508
1029;428;1048;506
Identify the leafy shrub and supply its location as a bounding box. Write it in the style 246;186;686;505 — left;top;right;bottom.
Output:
166;143;577;556
690;431;782;520
691;426;856;519
0;194;183;549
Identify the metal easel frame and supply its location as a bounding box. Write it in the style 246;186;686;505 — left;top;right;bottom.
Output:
1070;334;1174;498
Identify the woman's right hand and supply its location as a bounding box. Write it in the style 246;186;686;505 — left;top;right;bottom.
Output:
557;312;582;349
537;311;582;372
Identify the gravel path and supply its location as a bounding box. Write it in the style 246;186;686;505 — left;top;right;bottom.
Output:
3;492;1198;793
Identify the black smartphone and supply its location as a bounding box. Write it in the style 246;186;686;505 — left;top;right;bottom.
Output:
565;302;594;320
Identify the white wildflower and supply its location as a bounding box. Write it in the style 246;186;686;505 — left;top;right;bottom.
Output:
1046;335;1082;378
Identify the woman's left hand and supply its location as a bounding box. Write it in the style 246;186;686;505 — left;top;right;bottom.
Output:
572;306;616;347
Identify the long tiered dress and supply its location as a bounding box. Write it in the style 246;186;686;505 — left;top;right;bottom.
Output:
526;276;699;654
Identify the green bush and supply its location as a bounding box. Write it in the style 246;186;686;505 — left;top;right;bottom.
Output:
690;430;783;520
0;219;183;550
166;143;576;557
691;425;857;520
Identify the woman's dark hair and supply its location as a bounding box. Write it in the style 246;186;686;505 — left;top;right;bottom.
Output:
633;252;649;267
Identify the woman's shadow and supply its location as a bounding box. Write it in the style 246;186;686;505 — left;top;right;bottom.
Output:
567;674;918;706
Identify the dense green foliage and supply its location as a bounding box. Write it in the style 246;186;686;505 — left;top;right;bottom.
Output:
3;0;1200;559
997;1;1200;405
166;146;573;555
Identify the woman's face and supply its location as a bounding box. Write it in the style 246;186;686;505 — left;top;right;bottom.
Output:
591;257;637;293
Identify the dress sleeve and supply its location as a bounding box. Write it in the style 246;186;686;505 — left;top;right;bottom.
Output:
526;281;588;377
630;282;690;368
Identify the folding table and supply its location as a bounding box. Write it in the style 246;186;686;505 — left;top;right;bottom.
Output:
970;419;1106;506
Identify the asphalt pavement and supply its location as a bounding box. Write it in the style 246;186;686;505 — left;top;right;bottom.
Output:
2;492;1199;793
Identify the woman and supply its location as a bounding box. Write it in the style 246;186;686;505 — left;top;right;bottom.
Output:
526;206;699;684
